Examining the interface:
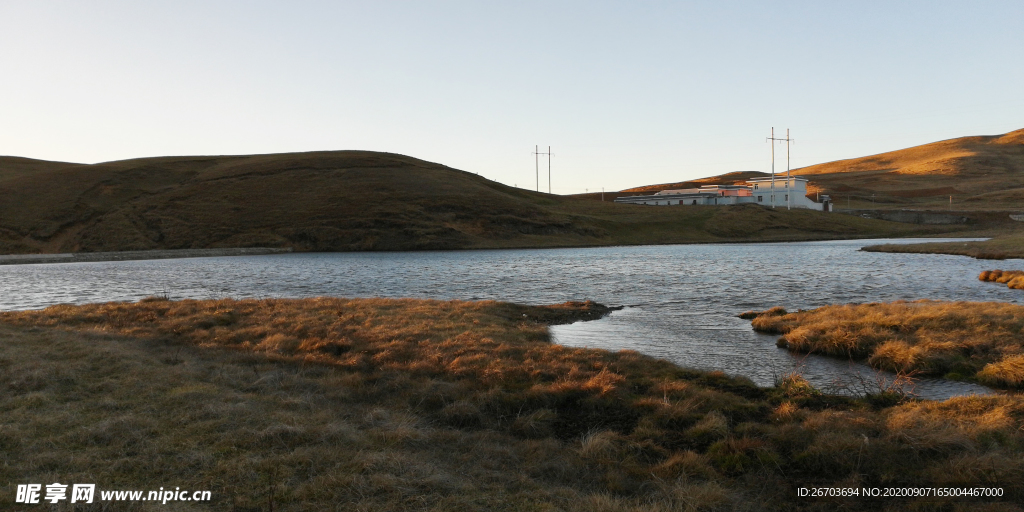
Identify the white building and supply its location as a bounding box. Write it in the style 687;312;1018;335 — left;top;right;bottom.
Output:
614;176;831;211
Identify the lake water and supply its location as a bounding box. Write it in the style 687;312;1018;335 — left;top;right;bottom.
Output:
2;238;1019;399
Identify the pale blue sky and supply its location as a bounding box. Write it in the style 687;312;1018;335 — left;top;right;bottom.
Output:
1;1;1021;192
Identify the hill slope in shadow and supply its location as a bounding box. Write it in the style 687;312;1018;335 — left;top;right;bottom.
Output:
0;151;948;254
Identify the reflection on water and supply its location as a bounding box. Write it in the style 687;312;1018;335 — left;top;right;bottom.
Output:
1;238;1016;399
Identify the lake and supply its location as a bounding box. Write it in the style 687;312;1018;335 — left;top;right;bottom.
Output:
1;238;1017;399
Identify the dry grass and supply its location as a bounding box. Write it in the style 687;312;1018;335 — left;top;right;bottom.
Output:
3;297;1024;510
980;269;1024;289
748;300;1024;388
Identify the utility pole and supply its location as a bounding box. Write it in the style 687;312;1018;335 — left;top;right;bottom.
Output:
767;128;795;209
533;145;539;191
532;146;552;193
769;128;774;208
787;129;792;210
547;146;553;194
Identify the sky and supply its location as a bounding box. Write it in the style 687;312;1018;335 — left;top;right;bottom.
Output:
1;1;1021;193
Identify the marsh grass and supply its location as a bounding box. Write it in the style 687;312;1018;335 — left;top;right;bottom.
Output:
749;300;1024;389
980;269;1024;290
3;298;1024;510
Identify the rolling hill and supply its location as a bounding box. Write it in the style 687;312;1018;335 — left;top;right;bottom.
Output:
0;151;945;255
620;128;1024;211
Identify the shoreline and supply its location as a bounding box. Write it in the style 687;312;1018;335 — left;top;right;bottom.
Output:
0;247;293;265
862;234;1024;261
0;233;989;266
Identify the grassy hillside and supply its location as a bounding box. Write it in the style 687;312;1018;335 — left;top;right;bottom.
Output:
3;297;1022;510
0;151;949;255
621;128;1024;211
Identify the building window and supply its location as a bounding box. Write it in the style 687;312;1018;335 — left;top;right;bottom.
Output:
785;194;788;201
757;196;762;202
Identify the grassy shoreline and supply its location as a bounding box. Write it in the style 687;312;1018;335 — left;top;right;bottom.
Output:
747;301;1024;389
0;229;989;267
3;297;1023;510
862;234;1024;260
0;247;293;265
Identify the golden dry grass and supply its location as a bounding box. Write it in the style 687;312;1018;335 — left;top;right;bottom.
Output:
980;269;1024;289
3;297;1024;510
749;301;1024;388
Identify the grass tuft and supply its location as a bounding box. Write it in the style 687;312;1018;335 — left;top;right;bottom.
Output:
980;269;1024;290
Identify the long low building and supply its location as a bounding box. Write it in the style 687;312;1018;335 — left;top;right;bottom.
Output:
615;177;832;211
